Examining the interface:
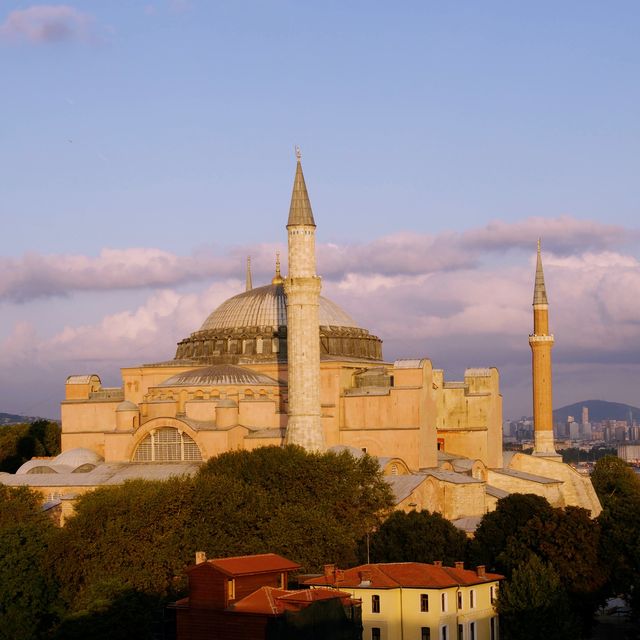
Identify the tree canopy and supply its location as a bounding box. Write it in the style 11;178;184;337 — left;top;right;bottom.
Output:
592;455;640;614
496;555;579;640
0;419;60;473
364;509;467;566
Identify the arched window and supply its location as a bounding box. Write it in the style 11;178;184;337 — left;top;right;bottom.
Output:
133;427;202;462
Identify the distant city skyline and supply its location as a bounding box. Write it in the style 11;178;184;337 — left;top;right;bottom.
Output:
1;2;639;418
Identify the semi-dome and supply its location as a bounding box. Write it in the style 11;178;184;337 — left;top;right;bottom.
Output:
175;282;383;365
200;283;359;331
159;364;280;388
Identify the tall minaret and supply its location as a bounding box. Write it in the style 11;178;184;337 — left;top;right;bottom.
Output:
529;240;559;458
246;256;253;291
283;148;324;451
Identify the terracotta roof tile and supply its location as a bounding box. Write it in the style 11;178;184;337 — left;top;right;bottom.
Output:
304;563;503;589
199;553;301;577
230;587;356;615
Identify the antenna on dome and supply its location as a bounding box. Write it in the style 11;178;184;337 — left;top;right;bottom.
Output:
246;256;253;292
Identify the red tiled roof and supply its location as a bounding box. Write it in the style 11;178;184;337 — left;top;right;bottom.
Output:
231;587;290;614
230;587;356;615
199;553;301;577
304;563;503;589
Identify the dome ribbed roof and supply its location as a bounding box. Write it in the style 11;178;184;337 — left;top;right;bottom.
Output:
159;364;280;387
200;283;358;331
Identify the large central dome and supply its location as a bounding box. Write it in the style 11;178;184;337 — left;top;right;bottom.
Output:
175;282;383;364
200;283;358;331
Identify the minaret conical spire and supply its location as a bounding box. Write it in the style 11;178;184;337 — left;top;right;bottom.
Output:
246;256;253;292
533;238;548;306
287;147;316;227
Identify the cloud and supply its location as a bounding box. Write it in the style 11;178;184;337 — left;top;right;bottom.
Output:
1;216;632;303
0;5;94;44
1;216;640;417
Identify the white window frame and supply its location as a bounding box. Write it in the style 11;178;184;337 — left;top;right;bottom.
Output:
440;624;449;640
469;589;476;609
441;592;448;612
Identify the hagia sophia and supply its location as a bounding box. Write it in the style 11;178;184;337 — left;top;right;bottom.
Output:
0;153;601;529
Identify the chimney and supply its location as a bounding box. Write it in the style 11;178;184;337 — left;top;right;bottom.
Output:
324;564;336;581
455;561;464;570
195;551;207;565
434;560;443;567
358;570;372;584
476;565;486;578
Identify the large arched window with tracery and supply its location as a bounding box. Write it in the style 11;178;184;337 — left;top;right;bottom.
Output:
132;427;202;462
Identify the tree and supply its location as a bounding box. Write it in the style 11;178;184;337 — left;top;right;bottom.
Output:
501;506;608;635
198;445;395;569
0;486;60;640
497;555;579;640
0;420;61;473
364;510;467;566
468;493;554;574
592;455;640;614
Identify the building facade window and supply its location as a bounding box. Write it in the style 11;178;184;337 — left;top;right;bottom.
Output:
132;427;202;462
490;585;497;604
469;621;476;640
440;625;448;640
490;617;498;640
372;628;381;640
441;592;448;612
420;593;429;612
421;627;431;640
457;623;464;640
469;589;476;609
457;591;463;610
372;594;380;613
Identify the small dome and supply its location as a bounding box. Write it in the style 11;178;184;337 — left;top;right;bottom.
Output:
159;364;280;387
116;400;139;412
54;448;104;468
200;283;358;331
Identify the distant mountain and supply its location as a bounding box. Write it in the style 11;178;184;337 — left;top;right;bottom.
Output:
553;400;640;424
0;412;43;426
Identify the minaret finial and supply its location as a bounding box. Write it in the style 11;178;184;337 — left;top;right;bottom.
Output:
272;251;284;285
295;145;302;162
533;239;548;306
537;237;541;254
246;256;253;292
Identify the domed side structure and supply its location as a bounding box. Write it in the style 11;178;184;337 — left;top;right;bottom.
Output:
159;364;281;387
174;283;383;364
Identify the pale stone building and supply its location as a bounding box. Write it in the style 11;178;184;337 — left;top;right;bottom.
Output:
0;155;601;523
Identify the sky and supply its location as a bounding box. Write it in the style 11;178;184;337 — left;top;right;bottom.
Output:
1;1;639;419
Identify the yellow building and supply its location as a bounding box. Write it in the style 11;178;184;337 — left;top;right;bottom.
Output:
0;154;601;524
305;562;503;640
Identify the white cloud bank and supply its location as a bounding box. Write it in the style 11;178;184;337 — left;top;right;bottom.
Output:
1;216;639;418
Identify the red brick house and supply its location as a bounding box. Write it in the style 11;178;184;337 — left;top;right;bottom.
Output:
171;553;362;640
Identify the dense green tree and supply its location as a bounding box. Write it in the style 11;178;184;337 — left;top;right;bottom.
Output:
592;455;640;614
0;420;60;473
501;506;607;635
497;555;579;640
468;493;554;574
0;486;60;640
0;484;46;529
363;510;467;566
198;446;394;568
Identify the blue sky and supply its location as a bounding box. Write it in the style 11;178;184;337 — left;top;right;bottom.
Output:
1;1;640;418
